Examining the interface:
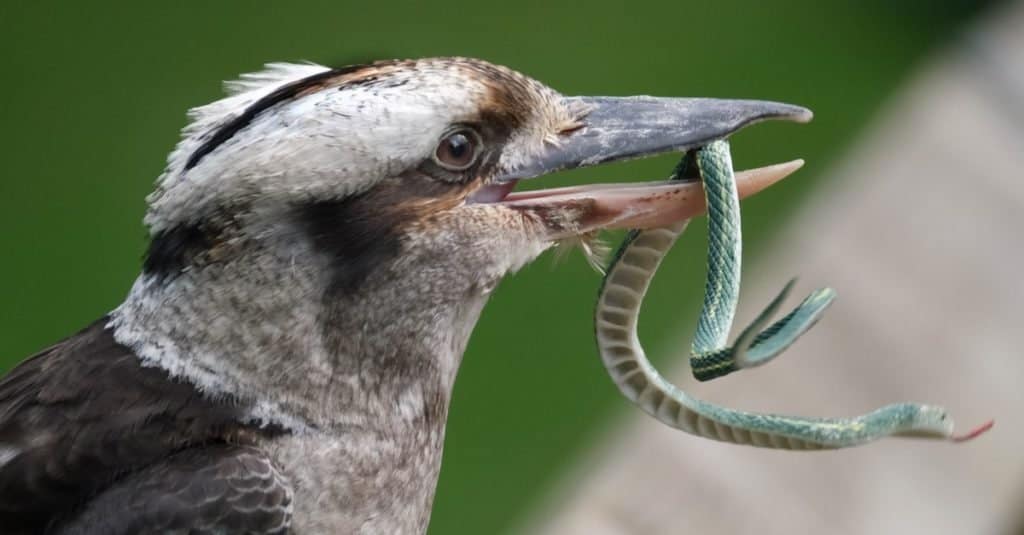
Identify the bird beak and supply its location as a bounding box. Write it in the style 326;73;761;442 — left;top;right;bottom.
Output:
497;96;812;181
477;96;811;236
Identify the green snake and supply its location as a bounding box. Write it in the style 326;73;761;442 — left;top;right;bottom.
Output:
595;140;992;449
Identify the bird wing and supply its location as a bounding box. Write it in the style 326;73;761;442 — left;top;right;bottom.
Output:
0;317;283;533
50;444;292;535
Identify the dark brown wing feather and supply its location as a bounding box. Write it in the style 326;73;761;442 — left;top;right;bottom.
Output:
0;318;287;533
51;444;292;535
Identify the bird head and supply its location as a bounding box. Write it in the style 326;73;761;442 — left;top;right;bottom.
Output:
113;57;809;429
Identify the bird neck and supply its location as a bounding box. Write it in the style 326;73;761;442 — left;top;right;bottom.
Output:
108;226;490;435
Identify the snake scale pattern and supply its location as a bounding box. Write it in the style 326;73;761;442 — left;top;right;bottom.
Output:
595;141;992;450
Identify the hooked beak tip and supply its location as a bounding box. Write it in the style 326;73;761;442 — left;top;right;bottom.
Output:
792;107;814;124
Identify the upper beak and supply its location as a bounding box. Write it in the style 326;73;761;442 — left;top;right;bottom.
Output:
495;96;812;182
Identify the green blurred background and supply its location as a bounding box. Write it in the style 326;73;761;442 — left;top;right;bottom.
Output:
0;1;997;533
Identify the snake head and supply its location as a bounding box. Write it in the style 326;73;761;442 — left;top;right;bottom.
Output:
886;404;992;443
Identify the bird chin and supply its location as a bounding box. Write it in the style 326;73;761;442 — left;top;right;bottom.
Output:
467;159;804;240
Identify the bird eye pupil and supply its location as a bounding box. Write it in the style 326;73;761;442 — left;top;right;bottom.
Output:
446;133;466;157
434;129;479;170
447;135;468;158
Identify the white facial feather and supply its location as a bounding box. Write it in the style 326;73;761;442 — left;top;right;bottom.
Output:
170;62;332;174
145;60;549;233
221;62;328;97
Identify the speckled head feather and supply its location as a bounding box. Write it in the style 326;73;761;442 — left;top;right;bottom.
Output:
146;58;579;233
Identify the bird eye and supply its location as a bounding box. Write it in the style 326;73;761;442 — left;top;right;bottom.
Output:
434;129;480;170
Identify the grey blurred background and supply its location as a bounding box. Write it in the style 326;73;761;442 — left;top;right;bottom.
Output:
0;1;1018;533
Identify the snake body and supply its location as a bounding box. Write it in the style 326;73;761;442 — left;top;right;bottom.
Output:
688;142;837;382
595;141;989;449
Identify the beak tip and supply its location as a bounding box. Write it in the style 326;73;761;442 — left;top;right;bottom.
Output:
776;158;806;182
733;158;807;202
770;103;812;124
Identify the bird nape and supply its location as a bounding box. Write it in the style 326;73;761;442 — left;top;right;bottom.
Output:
0;57;807;534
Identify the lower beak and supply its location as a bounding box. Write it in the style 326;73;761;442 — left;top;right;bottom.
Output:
497;160;803;239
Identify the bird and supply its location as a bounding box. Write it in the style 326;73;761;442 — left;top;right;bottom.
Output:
0;57;809;534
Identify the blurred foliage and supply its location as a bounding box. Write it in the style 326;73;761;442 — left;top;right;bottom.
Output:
0;1;994;533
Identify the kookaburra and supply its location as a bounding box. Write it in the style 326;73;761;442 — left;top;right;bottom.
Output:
0;57;808;534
